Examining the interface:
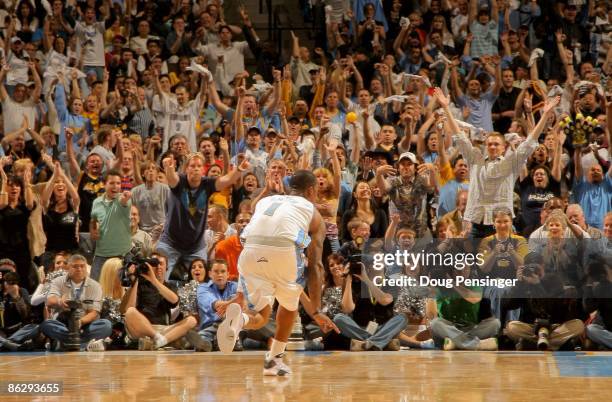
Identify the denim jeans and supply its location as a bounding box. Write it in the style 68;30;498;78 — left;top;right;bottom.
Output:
40;319;112;348
333;313;407;349
0;324;40;346
586;316;612;349
156;240;207;281
431;317;501;350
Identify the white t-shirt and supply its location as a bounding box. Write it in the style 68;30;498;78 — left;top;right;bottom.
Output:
2;97;36;140
75;21;106;67
158;92;201;152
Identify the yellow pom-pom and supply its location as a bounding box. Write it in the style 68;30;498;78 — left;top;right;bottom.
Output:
576;113;584;120
346;112;358;123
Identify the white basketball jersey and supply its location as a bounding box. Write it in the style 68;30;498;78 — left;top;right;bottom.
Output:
242;195;314;248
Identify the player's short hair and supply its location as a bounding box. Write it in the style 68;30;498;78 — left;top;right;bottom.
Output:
288;170;317;193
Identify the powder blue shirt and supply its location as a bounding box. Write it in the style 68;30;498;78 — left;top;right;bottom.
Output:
572;175;612;229
456;90;497;133
197;281;239;329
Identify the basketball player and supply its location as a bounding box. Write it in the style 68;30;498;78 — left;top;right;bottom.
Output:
217;170;338;376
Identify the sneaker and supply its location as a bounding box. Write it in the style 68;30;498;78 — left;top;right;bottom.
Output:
443;337;455;351
185;330;212;352
384;339;401;351
537;328;550;351
350;339;366;351
217;303;243;353
138;337;155;351
86;339;105;352
263;354;292;376
478;338;499;351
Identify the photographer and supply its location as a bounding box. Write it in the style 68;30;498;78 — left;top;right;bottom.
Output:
40;254;111;351
332;262;407;351
0;271;39;351
430;265;501;351
121;251;204;351
503;253;585;351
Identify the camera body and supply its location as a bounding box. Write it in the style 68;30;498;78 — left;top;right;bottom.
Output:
348;254;362;276
120;248;160;287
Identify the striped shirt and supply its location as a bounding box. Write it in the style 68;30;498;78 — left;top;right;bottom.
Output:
455;134;537;225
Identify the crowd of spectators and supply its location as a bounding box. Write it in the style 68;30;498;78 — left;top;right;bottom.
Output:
0;0;611;353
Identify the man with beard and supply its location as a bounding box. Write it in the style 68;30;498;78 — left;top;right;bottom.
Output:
573;156;612;229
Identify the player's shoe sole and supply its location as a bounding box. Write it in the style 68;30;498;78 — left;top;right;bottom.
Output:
217;303;242;353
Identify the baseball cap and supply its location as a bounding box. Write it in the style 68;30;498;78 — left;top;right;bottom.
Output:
264;128;278;137
397;151;417;164
287;116;300;124
10;36;22;44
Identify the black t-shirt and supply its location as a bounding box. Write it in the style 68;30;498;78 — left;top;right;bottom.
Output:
519;176;561;236
0;203;31;251
492;87;521;134
43;207;80;252
77;172;105;232
350;279;395;327
159;175;217;252
136;279;179;325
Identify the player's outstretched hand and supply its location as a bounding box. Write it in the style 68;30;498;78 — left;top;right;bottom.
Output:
313;313;340;334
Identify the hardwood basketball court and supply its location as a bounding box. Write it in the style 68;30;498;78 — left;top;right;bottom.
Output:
1;350;611;401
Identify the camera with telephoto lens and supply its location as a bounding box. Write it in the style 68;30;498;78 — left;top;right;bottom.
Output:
60;299;92;351
120;248;160;287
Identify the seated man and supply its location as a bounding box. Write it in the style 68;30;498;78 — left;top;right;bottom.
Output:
430;266;500;351
41;254;112;351
0;270;40;351
333;263;407;351
121;251;205;350
196;259;241;351
504;253;585;351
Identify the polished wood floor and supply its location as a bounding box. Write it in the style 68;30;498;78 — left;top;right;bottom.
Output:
1;350;611;401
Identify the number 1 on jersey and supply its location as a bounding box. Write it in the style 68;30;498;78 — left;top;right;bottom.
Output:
263;202;282;216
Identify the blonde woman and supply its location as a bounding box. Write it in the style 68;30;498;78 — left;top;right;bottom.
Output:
314;142;342;252
99;258;126;349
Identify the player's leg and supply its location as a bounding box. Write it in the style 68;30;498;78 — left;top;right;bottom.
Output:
217;246;275;352
263;252;303;376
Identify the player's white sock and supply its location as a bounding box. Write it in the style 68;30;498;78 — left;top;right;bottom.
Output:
266;339;287;360
154;333;168;349
242;313;250;327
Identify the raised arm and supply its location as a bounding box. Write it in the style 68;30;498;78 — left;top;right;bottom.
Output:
468;0;478;25
162;157;179;188
491;0;499;24
29;62;42;101
0;64;9;102
527;96;560;142
207;79;230;118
